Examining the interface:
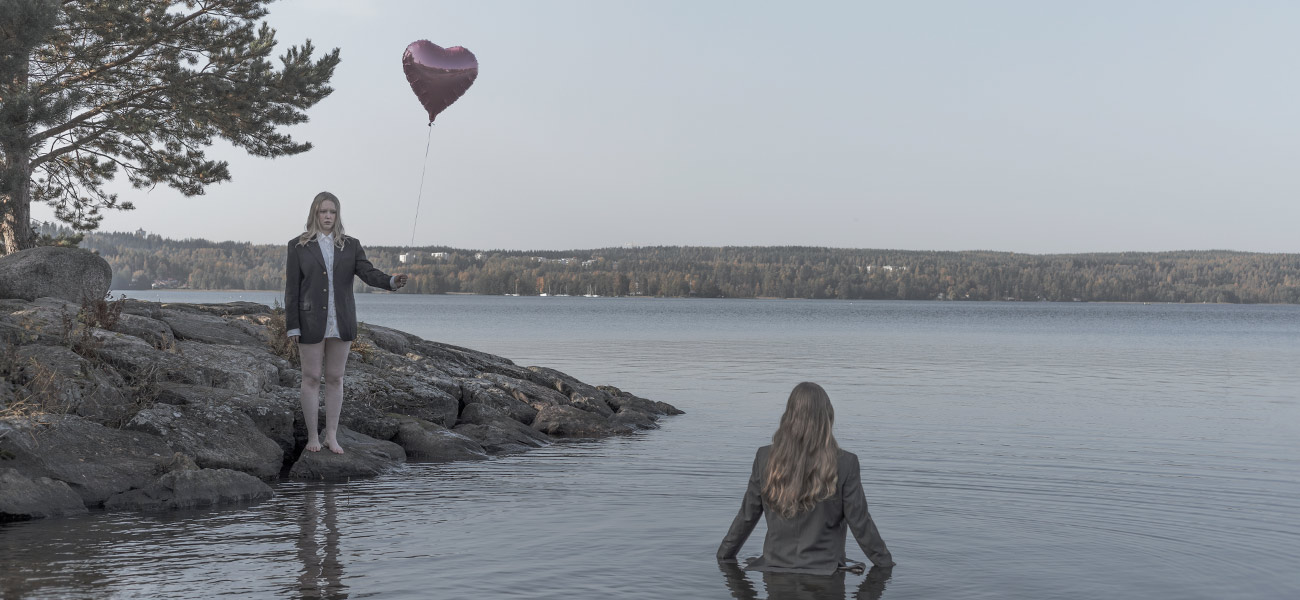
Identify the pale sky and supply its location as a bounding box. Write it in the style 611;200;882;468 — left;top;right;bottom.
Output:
36;0;1300;253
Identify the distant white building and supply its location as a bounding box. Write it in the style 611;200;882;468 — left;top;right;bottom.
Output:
401;251;448;264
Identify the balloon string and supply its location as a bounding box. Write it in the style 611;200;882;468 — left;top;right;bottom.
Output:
410;123;434;246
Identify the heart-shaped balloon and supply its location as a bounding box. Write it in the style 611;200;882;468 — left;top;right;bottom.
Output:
402;40;478;123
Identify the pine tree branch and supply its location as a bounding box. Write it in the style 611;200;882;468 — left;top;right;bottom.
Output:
30;125;113;168
36;3;215;95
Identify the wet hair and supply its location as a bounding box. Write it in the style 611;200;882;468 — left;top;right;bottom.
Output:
297;191;347;248
763;382;841;518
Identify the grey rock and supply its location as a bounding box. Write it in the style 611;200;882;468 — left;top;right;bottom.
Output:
599;385;685;415
569;393;615;418
110;312;177;349
409;339;533;380
158;308;261;345
0;247;111;303
13;344;136;425
161;301;271;317
0;298;78;342
0;468;89;520
612;407;660;430
531;405;625;438
527;366;615;417
360;323;411;356
452;403;550;454
153;383;297;457
102;468;273;511
0;415;173;506
393;417;488;462
333;384;403;442
175;341;279;393
339;367;459;428
477;372;571;411
460;379;538;424
288;427;406;480
93;331;207;386
124;397;284;479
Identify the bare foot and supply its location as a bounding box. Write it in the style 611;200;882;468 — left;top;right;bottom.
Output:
305;438;322;452
324;438;344;454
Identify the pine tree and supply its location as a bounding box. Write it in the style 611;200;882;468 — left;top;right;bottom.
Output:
0;0;339;253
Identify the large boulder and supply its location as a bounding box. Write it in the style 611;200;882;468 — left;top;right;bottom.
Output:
287;427;406;480
0;468;89;521
103;468;273;511
393;417;488;462
0;247;111;303
0;415;174;506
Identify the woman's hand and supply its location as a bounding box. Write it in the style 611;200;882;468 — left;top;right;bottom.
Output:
394;274;409;289
289;335;299;343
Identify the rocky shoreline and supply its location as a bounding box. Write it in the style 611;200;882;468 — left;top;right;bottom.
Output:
0;294;681;521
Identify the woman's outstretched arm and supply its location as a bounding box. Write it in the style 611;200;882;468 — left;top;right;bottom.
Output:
717;448;765;562
352;241;396;290
843;452;895;568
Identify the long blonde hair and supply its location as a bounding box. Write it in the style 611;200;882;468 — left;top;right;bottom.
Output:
763;382;841;518
297;191;347;248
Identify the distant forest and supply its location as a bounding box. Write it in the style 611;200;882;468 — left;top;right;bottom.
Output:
74;229;1300;304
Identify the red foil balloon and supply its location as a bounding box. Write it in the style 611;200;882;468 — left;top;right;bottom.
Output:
402;40;478;123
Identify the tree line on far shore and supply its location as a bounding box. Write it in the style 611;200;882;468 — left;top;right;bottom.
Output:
75;229;1300;304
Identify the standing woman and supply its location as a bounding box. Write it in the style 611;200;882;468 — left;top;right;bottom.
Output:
718;382;895;574
285;191;407;454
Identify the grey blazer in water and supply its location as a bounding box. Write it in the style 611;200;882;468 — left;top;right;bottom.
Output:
717;445;895;575
284;235;393;344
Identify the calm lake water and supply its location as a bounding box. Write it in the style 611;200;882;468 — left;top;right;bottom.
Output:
3;293;1298;599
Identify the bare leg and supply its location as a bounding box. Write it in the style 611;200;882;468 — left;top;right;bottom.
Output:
320;338;351;454
299;340;326;452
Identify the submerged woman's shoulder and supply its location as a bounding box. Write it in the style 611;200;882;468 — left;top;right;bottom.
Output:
837;449;861;465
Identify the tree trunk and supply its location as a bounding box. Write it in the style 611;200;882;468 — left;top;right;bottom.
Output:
1;51;35;255
1;178;35;254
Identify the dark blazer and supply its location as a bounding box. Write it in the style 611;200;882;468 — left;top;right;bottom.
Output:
718;445;895;575
284;235;393;344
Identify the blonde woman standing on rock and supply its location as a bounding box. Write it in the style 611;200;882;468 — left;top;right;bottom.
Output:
718;381;895;575
285;191;407;454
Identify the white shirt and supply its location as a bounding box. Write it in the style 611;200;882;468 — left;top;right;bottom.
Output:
318;233;341;339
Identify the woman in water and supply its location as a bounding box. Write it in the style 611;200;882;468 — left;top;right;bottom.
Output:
285;191;407;454
718;381;895;574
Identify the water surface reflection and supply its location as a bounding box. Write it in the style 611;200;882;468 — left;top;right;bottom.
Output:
718;562;892;600
295;488;348;599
